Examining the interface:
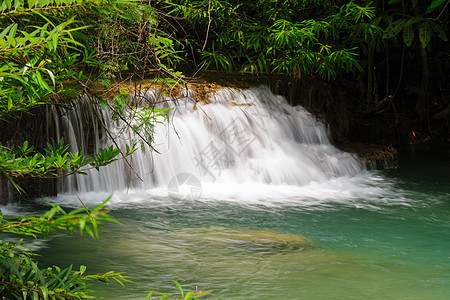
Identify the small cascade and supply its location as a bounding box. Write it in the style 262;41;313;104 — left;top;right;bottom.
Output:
52;86;365;194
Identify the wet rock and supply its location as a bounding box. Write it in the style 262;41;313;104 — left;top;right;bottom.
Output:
339;142;398;170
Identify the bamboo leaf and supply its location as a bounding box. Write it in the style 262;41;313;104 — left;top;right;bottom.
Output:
0;24;14;39
6;35;16;47
35;70;52;92
174;281;184;297
18;37;27;46
90;195;112;214
145;291;154;300
21;31;39;45
44;68;56;86
39;286;48;300
0;38;7;49
10;23;18;38
8;97;13;111
30;260;46;285
52;33;58;50
4;260;23;281
92;218;98;238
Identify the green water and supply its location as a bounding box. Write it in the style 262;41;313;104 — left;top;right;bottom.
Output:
32;155;449;299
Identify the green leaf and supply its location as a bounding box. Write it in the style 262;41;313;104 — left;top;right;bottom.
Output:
7;97;13;111
44;68;56;86
370;16;382;26
39;286;48;300
145;291;154;300
1;170;25;193
18;37;27;46
383;19;406;39
174;281;184;297
90;195;112;214
419;21;431;48
35;70;52;92
426;0;445;13
0;38;6;49
6;35;16;47
92;218;99;238
404;17;424;27
28;0;37;9
52;33;58;51
402;25;414;47
4;259;23;281
4;0;12;10
30;260;45;285
14;0;23;10
10;23;18;38
430;21;448;42
0;24;14;39
21;31;39;45
79;265;86;275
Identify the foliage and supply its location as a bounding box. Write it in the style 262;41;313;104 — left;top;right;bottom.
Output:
0;197;132;299
0;14;81;121
0;138;136;193
0;0;127;122
78;0;184;80
101;91;173;151
0;1;189;297
383;0;448;48
378;0;449;117
161;0;384;80
0;0;448;298
0;0;171;193
145;281;211;300
0;197;116;238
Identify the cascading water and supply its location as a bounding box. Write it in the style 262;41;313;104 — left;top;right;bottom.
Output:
54;86;365;196
32;86;450;300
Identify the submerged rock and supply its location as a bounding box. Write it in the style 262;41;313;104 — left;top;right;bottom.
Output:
183;226;315;251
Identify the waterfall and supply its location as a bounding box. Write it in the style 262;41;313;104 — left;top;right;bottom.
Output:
53;86;365;194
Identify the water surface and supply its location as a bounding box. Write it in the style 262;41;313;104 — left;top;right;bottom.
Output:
30;155;450;299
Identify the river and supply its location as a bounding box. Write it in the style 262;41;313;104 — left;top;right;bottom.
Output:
4;87;450;299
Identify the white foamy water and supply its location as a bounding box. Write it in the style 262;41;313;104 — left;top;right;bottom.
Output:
55;87;362;189
44;172;415;211
38;86;415;209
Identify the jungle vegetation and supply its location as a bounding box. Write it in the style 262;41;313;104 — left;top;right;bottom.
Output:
0;0;448;299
